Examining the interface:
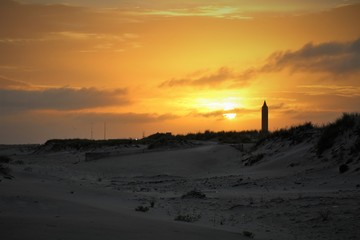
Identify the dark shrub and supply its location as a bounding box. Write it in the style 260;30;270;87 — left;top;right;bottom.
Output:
256;122;315;147
318;210;331;221
135;206;149;212
317;113;358;155
181;190;206;199
41;138;136;152
174;214;201;222
13;160;24;165
244;153;264;166
242;231;255;238
339;164;349;174
0;164;12;178
352;134;360;154
0;155;12;163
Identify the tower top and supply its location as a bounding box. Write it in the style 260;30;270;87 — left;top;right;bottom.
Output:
262;100;267;107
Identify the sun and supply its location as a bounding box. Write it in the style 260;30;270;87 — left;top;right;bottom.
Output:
193;97;241;120
222;102;237;120
223;113;237;120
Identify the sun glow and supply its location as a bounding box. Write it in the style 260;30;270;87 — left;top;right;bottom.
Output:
222;102;237;120
223;113;237;120
189;95;245;121
223;102;236;111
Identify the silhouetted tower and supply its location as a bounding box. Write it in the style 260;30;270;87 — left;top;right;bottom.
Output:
261;100;268;133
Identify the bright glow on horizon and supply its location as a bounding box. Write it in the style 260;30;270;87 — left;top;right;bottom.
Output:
223;113;237;120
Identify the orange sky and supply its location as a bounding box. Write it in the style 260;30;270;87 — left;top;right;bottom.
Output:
1;0;360;143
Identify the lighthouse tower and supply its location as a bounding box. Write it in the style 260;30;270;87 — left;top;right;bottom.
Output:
261;100;268;133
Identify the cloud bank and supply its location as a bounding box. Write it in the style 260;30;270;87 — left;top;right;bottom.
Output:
0;87;129;112
161;38;360;89
263;38;360;75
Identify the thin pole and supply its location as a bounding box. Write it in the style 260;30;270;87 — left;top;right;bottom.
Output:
91;123;93;140
104;121;107;140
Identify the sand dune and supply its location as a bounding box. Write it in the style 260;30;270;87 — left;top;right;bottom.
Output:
1;173;244;240
1;117;360;239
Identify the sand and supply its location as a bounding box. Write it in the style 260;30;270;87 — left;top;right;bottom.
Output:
1;139;359;240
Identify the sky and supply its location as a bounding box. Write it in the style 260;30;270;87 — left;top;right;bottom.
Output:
1;0;360;143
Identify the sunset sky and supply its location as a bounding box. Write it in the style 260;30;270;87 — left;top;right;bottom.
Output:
1;0;360;143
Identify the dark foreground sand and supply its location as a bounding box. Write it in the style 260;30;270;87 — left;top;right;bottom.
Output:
1;142;359;240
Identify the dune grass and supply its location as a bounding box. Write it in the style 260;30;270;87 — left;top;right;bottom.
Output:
317;113;359;155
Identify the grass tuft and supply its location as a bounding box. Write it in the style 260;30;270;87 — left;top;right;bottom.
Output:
174;214;201;222
135;206;149;212
181;189;206;199
242;230;255;238
317;113;359;155
0;155;12;163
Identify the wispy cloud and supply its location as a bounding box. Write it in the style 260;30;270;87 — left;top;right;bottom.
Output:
298;85;360;97
159;67;250;88
0;76;31;89
138;6;251;19
0;31;140;53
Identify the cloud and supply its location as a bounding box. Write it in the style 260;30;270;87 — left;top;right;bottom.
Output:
137;0;360;16
161;38;360;89
0;87;129;112
0;0;141;54
261;38;360;75
0;1;139;43
298;85;360;97
159;67;250;88
138;6;251;19
250;38;360;80
0;76;31;89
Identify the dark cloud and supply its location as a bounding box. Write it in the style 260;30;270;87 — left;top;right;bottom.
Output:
160;38;360;89
0;87;129;112
262;38;360;75
0;1;87;38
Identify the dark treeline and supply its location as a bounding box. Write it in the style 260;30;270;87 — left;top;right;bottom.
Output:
39;113;360;153
145;130;260;143
39;130;260;152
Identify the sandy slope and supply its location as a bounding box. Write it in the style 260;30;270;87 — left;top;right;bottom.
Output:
0;173;244;240
81;144;243;177
1;141;360;240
